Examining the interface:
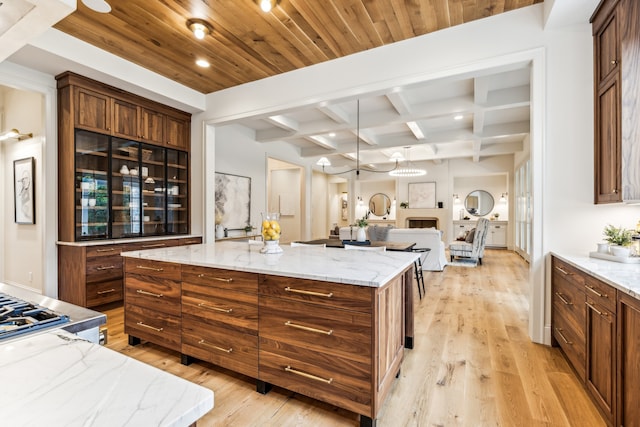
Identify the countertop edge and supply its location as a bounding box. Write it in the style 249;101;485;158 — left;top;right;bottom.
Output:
57;234;203;247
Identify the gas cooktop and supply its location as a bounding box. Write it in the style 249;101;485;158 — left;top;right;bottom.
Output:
0;293;70;340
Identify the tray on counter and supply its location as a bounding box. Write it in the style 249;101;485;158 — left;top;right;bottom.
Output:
589;252;640;264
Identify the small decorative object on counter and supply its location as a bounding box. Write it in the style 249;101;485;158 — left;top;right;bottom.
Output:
603;224;633;258
261;212;283;253
355;214;368;242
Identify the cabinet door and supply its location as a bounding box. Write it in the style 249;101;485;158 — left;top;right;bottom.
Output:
594;10;619;85
166;149;188;234
140;107;165;145
165;115;189;150
112;99;139;140
617;293;640;427
111;138;142;238
585;298;616;424
140;144;166;236
75;87;111;133
595;76;622;203
75;130;110;240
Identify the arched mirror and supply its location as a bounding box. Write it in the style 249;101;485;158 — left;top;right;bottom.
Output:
369;193;391;216
464;190;494;217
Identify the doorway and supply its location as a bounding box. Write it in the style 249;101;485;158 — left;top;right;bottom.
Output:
266;157;304;243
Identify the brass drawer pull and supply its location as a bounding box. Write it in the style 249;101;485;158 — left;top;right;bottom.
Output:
197;273;233;283
97;288;116;295
555;327;572;345
184;240;199;244
285;366;333;384
96;248;115;252
135;265;164;272
198;302;233;313
585;285;606;298
555;266;569;275
136;289;164;298
141;243;166;248
136;321;163;332
555;292;572;305
285;321;333;335
198;339;232;353
284;287;333;298
585;301;607;316
96;265;116;271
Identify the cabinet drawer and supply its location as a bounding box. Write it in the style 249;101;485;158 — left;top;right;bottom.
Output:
552;258;586;288
125;275;181;316
553;312;586;381
125;303;181;352
553;276;586;331
584;276;616;312
259;275;373;313
86;279;123;307
127;241;174;252
179;237;202;246
125;258;181;280
182;317;258;378
182;282;258;333
86;245;123;259
259;336;372;417
86;255;123;282
183;265;258;293
260;296;371;362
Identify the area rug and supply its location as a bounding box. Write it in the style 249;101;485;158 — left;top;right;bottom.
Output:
448;259;478;267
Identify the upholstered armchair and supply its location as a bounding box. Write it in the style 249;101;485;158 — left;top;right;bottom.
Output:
449;218;490;265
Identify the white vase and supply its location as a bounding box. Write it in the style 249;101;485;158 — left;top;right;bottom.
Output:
597;243;610;254
356;227;366;242
610;245;630;258
215;224;225;239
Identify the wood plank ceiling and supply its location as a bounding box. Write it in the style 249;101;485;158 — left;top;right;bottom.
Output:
54;0;542;94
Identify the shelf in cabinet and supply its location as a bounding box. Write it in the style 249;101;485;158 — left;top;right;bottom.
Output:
112;153;137;161
167;163;187;169
142;159;164;167
76;149;108;157
75;205;108;209
75;222;108;227
167;220;187;224
167;179;186;184
76;168;107;175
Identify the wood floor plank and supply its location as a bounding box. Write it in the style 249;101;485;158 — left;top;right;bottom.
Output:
98;249;605;426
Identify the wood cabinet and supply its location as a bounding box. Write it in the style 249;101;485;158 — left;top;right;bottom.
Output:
58;236;201;308
551;255;630;426
181;265;259;378
617;292;640;427
124;258;182;352
591;0;640;203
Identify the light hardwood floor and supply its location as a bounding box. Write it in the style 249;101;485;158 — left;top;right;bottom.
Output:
101;250;605;426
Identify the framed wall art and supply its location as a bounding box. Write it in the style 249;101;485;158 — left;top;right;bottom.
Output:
14;157;35;224
215;172;251;229
408;182;436;209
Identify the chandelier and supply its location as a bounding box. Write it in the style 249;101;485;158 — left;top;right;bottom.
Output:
388;147;427;177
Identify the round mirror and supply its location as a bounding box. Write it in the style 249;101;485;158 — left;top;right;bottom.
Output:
369;193;391;217
464;190;494;217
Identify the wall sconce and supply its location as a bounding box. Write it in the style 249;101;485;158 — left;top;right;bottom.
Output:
500;193;508;202
0;129;33;141
357;196;364;206
453;194;460;203
186;18;213;40
256;0;280;12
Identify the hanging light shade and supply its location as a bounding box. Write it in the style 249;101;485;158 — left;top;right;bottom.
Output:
389;147;426;177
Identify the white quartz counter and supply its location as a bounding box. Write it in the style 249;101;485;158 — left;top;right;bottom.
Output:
551;252;640;299
0;329;213;426
122;241;419;287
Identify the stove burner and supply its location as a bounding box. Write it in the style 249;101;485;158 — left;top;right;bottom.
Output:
0;293;70;340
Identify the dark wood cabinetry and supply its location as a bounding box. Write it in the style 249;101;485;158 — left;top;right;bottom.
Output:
592;0;640;203
551;255;636;426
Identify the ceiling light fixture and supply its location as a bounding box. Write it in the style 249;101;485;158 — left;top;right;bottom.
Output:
0;128;33;141
257;0;280;12
389;147;426;177
195;59;210;68
315;100;399;177
81;0;111;13
186;18;213;40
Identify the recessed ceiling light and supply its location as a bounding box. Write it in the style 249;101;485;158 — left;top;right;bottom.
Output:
186;18;213;40
196;59;210;68
329;132;336;138
81;0;111;13
454;114;464;120
257;0;280;12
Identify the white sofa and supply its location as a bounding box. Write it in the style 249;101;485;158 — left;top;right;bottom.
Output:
338;226;447;271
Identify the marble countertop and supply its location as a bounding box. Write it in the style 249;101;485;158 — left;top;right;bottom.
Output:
122;241;419;287
0;329;213;426
551;252;640;299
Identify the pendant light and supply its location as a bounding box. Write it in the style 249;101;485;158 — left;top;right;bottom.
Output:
388;147;426;177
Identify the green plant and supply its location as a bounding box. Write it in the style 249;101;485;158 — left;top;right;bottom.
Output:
400;201;409;209
603;224;633;246
356;215;368;228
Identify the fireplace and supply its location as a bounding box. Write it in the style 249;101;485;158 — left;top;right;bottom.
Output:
408;218;438;229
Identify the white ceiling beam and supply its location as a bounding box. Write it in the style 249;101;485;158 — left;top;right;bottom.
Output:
318;105;350;123
255;127;296;142
406;121;426;140
306;135;337;150
472;140;482;162
387;92;412;115
485;85;530;109
265;114;299;131
474;77;490;104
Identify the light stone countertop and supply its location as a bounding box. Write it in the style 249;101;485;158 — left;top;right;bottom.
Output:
121;241;419;287
551;252;640;299
0;329;213;426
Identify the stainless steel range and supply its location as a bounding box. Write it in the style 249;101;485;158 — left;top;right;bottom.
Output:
0;292;71;340
0;283;106;344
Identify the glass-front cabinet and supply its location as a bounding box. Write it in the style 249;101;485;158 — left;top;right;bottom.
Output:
74;130;188;240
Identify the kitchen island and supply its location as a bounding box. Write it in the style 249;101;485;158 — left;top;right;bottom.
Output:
121;241;419;427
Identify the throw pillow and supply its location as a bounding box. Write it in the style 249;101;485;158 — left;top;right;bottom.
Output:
465;228;476;243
